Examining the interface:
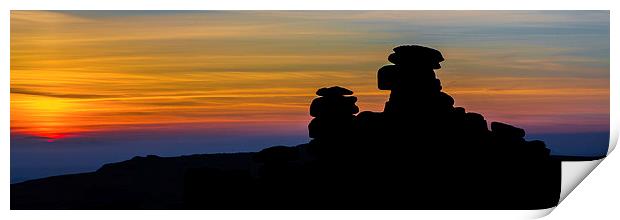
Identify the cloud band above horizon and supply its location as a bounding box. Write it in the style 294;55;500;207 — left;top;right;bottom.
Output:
10;10;610;141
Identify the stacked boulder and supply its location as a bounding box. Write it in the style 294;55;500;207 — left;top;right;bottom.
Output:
308;86;359;140
350;45;557;208
378;45;453;115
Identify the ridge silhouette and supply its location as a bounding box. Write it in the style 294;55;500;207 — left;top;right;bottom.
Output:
12;45;581;210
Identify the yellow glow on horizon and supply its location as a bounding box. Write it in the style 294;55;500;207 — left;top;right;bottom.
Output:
11;94;82;139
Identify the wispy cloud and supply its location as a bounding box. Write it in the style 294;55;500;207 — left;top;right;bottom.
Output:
10;11;609;140
10;88;120;99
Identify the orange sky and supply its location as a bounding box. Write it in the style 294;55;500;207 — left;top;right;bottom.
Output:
10;11;609;141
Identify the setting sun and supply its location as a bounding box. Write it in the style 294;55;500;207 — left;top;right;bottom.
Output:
10;94;82;140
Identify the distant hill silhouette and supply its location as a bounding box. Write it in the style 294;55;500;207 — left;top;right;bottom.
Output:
11;45;606;210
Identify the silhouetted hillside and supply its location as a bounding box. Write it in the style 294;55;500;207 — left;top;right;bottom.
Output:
11;45;605;210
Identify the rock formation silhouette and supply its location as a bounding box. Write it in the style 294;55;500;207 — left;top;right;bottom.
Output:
13;44;592;210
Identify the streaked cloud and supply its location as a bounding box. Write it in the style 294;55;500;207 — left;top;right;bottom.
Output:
10;11;609;141
11;87;120;99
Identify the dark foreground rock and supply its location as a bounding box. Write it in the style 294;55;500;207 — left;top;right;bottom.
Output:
10;45;606;210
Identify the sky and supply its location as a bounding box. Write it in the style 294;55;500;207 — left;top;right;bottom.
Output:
10;11;610;183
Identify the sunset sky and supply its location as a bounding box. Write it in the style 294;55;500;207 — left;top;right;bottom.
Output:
10;11;610;182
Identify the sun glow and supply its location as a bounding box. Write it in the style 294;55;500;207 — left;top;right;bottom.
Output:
10;94;82;141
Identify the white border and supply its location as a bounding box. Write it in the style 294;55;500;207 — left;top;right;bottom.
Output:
1;1;617;219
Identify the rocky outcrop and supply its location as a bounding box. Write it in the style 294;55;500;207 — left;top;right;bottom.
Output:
299;45;558;209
